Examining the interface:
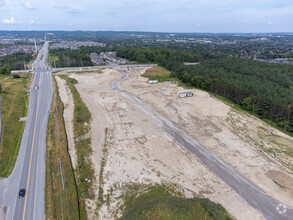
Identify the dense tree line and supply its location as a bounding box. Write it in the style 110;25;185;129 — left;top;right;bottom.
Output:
177;57;293;132
49;48;94;67
0;66;11;74
0;52;32;70
118;48;293;133
49;46;113;68
78;46;112;54
117;47;200;64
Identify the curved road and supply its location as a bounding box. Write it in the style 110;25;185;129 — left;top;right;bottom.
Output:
112;67;293;220
1;44;293;220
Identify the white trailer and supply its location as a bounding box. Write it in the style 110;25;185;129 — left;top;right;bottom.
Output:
148;80;158;84
179;91;193;98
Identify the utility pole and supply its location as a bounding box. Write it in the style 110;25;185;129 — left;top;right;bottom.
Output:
81;59;83;67
54;60;56;69
34;39;38;53
24;61;27;70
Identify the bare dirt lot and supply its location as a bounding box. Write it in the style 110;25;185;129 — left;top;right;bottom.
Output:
57;67;293;220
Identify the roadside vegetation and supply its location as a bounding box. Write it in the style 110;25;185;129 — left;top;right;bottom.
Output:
46;77;80;220
119;184;232;220
48;53;59;67
58;74;94;218
0;66;11;75
0;72;29;177
49;46;111;68
97;127;110;208
0;52;33;70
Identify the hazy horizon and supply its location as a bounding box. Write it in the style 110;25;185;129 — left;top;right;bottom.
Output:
0;0;292;32
1;30;293;34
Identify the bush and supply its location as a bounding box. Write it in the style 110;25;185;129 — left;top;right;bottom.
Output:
13;74;21;79
0;66;11;75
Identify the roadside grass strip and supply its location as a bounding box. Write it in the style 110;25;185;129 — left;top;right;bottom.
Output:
0;73;29;177
45;77;80;220
59;74;94;219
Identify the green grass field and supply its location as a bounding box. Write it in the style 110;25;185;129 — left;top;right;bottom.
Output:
142;66;175;82
268;135;293;146
0;73;29;177
58;74;94;219
120;184;232;220
45;77;80;220
143;66;171;77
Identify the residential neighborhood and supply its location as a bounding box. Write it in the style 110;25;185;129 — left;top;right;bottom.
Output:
0;45;40;57
100;51;129;64
90;53;105;65
50;41;106;50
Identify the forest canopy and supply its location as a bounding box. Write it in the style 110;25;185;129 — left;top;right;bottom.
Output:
0;52;32;70
118;48;293;133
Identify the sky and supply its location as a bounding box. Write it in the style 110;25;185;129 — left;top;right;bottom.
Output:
0;0;292;32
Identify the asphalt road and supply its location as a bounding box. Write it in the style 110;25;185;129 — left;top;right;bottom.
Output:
2;47;293;219
0;42;53;220
113;67;293;220
11;64;158;74
0;51;156;220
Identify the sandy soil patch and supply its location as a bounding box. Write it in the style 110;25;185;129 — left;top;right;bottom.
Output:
55;76;77;170
122;67;293;206
62;68;266;220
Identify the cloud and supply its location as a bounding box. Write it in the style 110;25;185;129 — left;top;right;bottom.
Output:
53;5;68;10
23;2;36;10
66;8;80;14
53;4;81;14
30;19;40;24
0;0;5;7
1;17;20;24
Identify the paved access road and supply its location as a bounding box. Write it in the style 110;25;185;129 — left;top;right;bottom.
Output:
112;67;293;220
2;48;293;220
0;42;53;220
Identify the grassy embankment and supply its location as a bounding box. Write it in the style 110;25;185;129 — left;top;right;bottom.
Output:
142;66;172;81
0;73;30;177
58;74;94;219
142;66;193;89
119;184;232;220
45;77;80;220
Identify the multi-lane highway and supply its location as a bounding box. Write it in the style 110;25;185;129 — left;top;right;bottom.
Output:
0;44;156;220
0;42;53;220
1;41;293;220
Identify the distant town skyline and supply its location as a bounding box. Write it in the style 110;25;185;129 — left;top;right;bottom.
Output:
0;0;292;32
